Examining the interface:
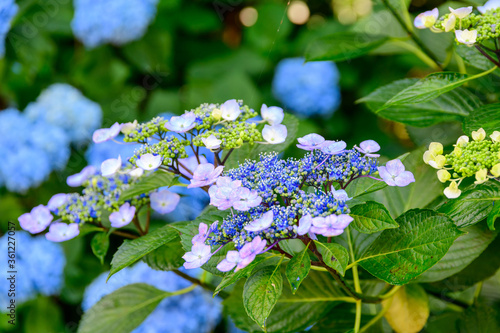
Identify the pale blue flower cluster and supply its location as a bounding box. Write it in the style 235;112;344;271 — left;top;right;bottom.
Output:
0;84;101;193
0;109;68;192
0;0;18;57
272;57;341;118
0;232;66;310
82;262;222;333
25;83;102;144
72;0;159;48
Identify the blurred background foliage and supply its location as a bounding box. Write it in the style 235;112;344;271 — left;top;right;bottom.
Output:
1;0;499;332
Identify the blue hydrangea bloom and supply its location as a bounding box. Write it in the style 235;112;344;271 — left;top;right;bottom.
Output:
272;57;341;118
0;145;51;193
25;84;102;144
30;122;71;170
72;0;159;48
82;262;222;333
0;231;66;310
0;0;18;57
0;108;32;148
85;136;140;167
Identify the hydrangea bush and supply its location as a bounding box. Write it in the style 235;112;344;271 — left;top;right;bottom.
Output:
7;0;500;332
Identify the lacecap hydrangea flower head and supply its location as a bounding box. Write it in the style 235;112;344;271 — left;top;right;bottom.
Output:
72;0;159;48
82;262;221;333
20;100;287;242
414;3;500;46
0;232;66;310
272;57;341;118
0;0;18;57
424;128;500;199
182;135;415;272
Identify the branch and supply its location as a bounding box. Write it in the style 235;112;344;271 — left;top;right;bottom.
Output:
172;269;229;299
475;45;500;67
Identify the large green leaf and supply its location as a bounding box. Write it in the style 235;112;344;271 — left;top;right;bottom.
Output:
357;209;463;285
108;225;179;279
314;241;349;276
358;78;481;127
305;32;389;62
223;113;299;169
426;234;500;292
243;263;284;330
437;182;500;228
226;271;345;333
463;103;500;136
285;243;311;294
457;303;500;332
414;223;497;283
142;234;185;271
77;283;171;333
120;171;178;201
24;297;65;333
349;201;399;234
377;68;496;111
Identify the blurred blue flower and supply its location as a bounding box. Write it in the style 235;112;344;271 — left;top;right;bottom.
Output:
85;136;139;167
0;0;18;57
25;83;102;144
82;262;221;333
163;186;209;222
72;0;159;48
30;121;71;170
0;145;51;193
0;231;66;310
0;108;32;148
272;57;341;118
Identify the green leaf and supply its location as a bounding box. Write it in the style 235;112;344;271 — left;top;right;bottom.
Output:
310;304;376;332
314;241;349;276
286;242;311;294
77;283;172;333
142;234;185;271
463;103;500;137
437;182;500;228
226;271;345;333
377;68;496;111
120;171;178;201
91;233;110;265
415;223;497;283
109;225;179;279
456;44;496;72
223;113;299;169
214;255;273;296
349;201;399;234
487;202;500;231
357;209;464;285
24;297;65;333
383;284;429;333
457;303;500;332
243;262;284;330
426;233;500;292
358;78;481;127
305;32;389;62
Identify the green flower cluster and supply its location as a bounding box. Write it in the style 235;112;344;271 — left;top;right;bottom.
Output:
424;128;500;198
129;137;189;167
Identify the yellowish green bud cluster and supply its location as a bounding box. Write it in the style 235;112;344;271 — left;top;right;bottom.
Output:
424;128;500;198
129;137;189;166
